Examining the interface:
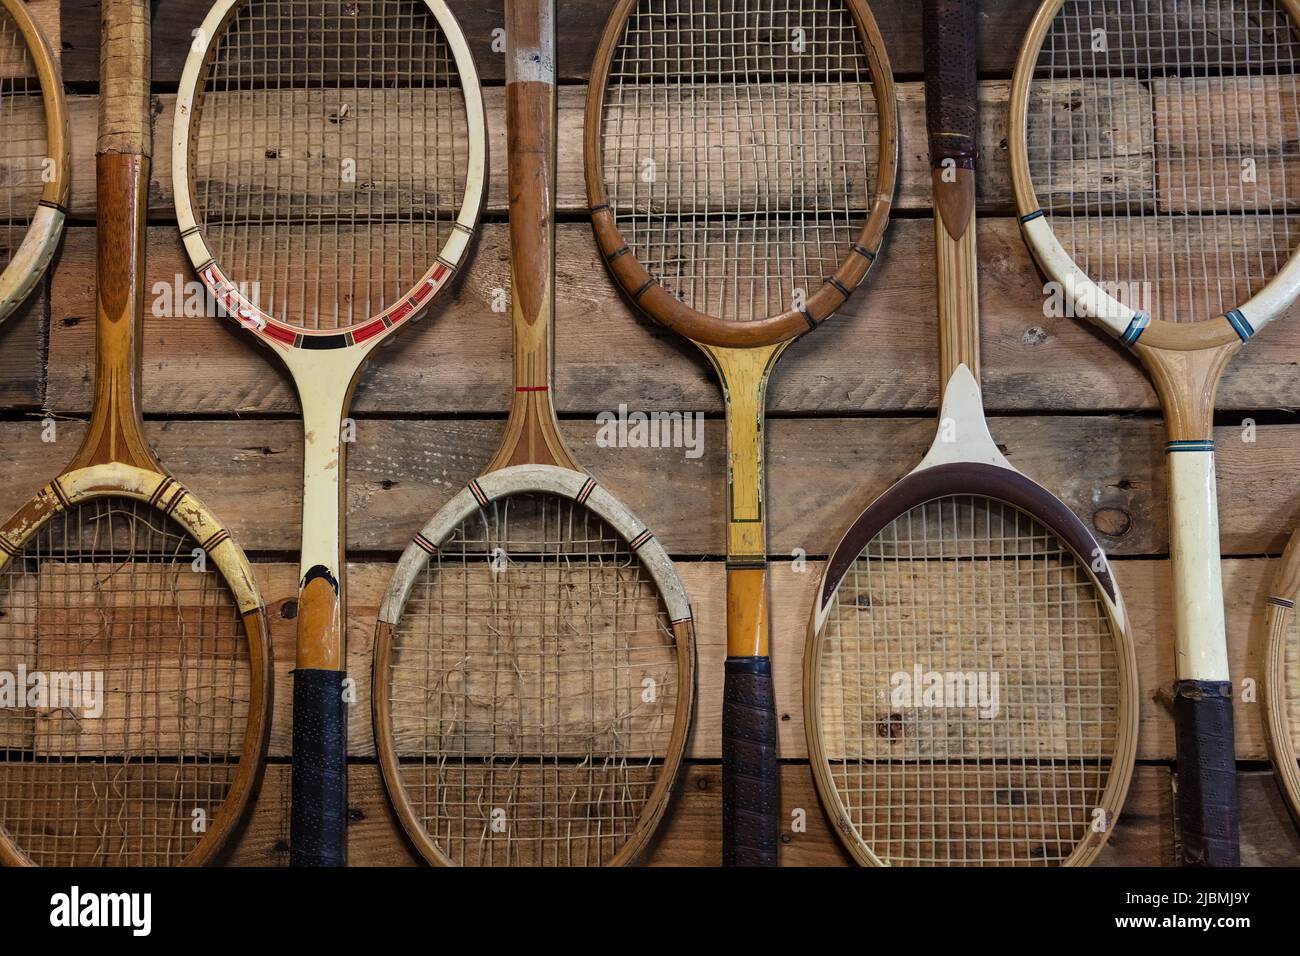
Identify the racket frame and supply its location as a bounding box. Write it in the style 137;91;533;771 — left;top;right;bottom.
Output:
372;0;695;867
0;0;70;325
172;0;487;865
0;0;271;867
373;464;696;867
804;377;1140;867
0;466;271;867
585;0;899;867
1008;0;1300;865
803;0;1138;867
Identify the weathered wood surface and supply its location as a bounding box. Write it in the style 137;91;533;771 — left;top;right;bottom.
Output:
218;763;1297;867
1;418;1298;561
39;223;1300;417
64;82;1009;220
61;0;1046;87
11;0;1299;867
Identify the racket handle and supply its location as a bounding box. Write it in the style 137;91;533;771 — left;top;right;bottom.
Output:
291;669;349;867
98;0;151;158
723;658;780;866
1174;681;1240;866
1163;444;1239;865
922;0;978;170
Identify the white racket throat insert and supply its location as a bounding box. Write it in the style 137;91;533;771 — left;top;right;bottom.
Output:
915;363;1015;473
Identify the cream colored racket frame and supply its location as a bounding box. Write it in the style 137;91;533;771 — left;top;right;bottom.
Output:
373;464;697;868
0;0;70;325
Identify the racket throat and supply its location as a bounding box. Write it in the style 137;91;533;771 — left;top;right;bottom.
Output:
916;364;1014;473
707;344;784;558
285;349;364;672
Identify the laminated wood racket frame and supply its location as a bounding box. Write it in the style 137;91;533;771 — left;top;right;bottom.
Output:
585;0;899;867
1265;533;1300;828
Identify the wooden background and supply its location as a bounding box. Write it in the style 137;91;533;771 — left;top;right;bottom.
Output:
3;0;1299;866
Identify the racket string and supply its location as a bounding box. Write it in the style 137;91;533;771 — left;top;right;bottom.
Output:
191;0;470;332
1027;0;1300;323
602;0;881;322
387;493;681;866
0;498;253;866
818;495;1122;866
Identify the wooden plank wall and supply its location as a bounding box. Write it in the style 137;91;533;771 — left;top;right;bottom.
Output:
1;0;1294;866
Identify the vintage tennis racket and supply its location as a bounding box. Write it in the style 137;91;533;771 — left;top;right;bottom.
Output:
586;0;898;867
0;0;270;867
174;0;487;865
803;0;1139;868
0;0;68;325
1266;531;1300;830
1010;0;1300;866
373;0;695;868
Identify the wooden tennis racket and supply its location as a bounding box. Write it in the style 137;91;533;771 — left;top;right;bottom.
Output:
803;0;1139;868
373;0;695;867
173;0;487;865
585;0;898;867
0;0;68;325
1010;0;1300;866
1266;531;1300;831
0;0;270;867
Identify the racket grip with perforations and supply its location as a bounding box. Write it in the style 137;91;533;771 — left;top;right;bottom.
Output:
1174;681;1241;866
722;658;780;866
291;669;348;866
922;0;978;168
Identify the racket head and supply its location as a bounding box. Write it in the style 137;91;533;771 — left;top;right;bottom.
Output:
0;0;69;326
1009;0;1300;351
0;465;271;867
374;465;695;867
1265;528;1300;826
585;0;899;349
173;0;487;350
806;462;1139;867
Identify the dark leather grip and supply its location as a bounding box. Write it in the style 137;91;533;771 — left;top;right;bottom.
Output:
722;657;779;866
1173;680;1241;866
291;669;349;867
923;0;978;169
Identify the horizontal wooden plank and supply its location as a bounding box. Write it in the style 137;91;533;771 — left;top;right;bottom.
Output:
60;0;1045;88
42;221;1300;417
67;81;1010;222
0;282;46;408
220;762;1297;866
3;417;1299;561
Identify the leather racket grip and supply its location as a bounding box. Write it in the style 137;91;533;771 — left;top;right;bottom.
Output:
1173;680;1241;866
922;0;978;168
291;669;349;867
722;658;779;866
